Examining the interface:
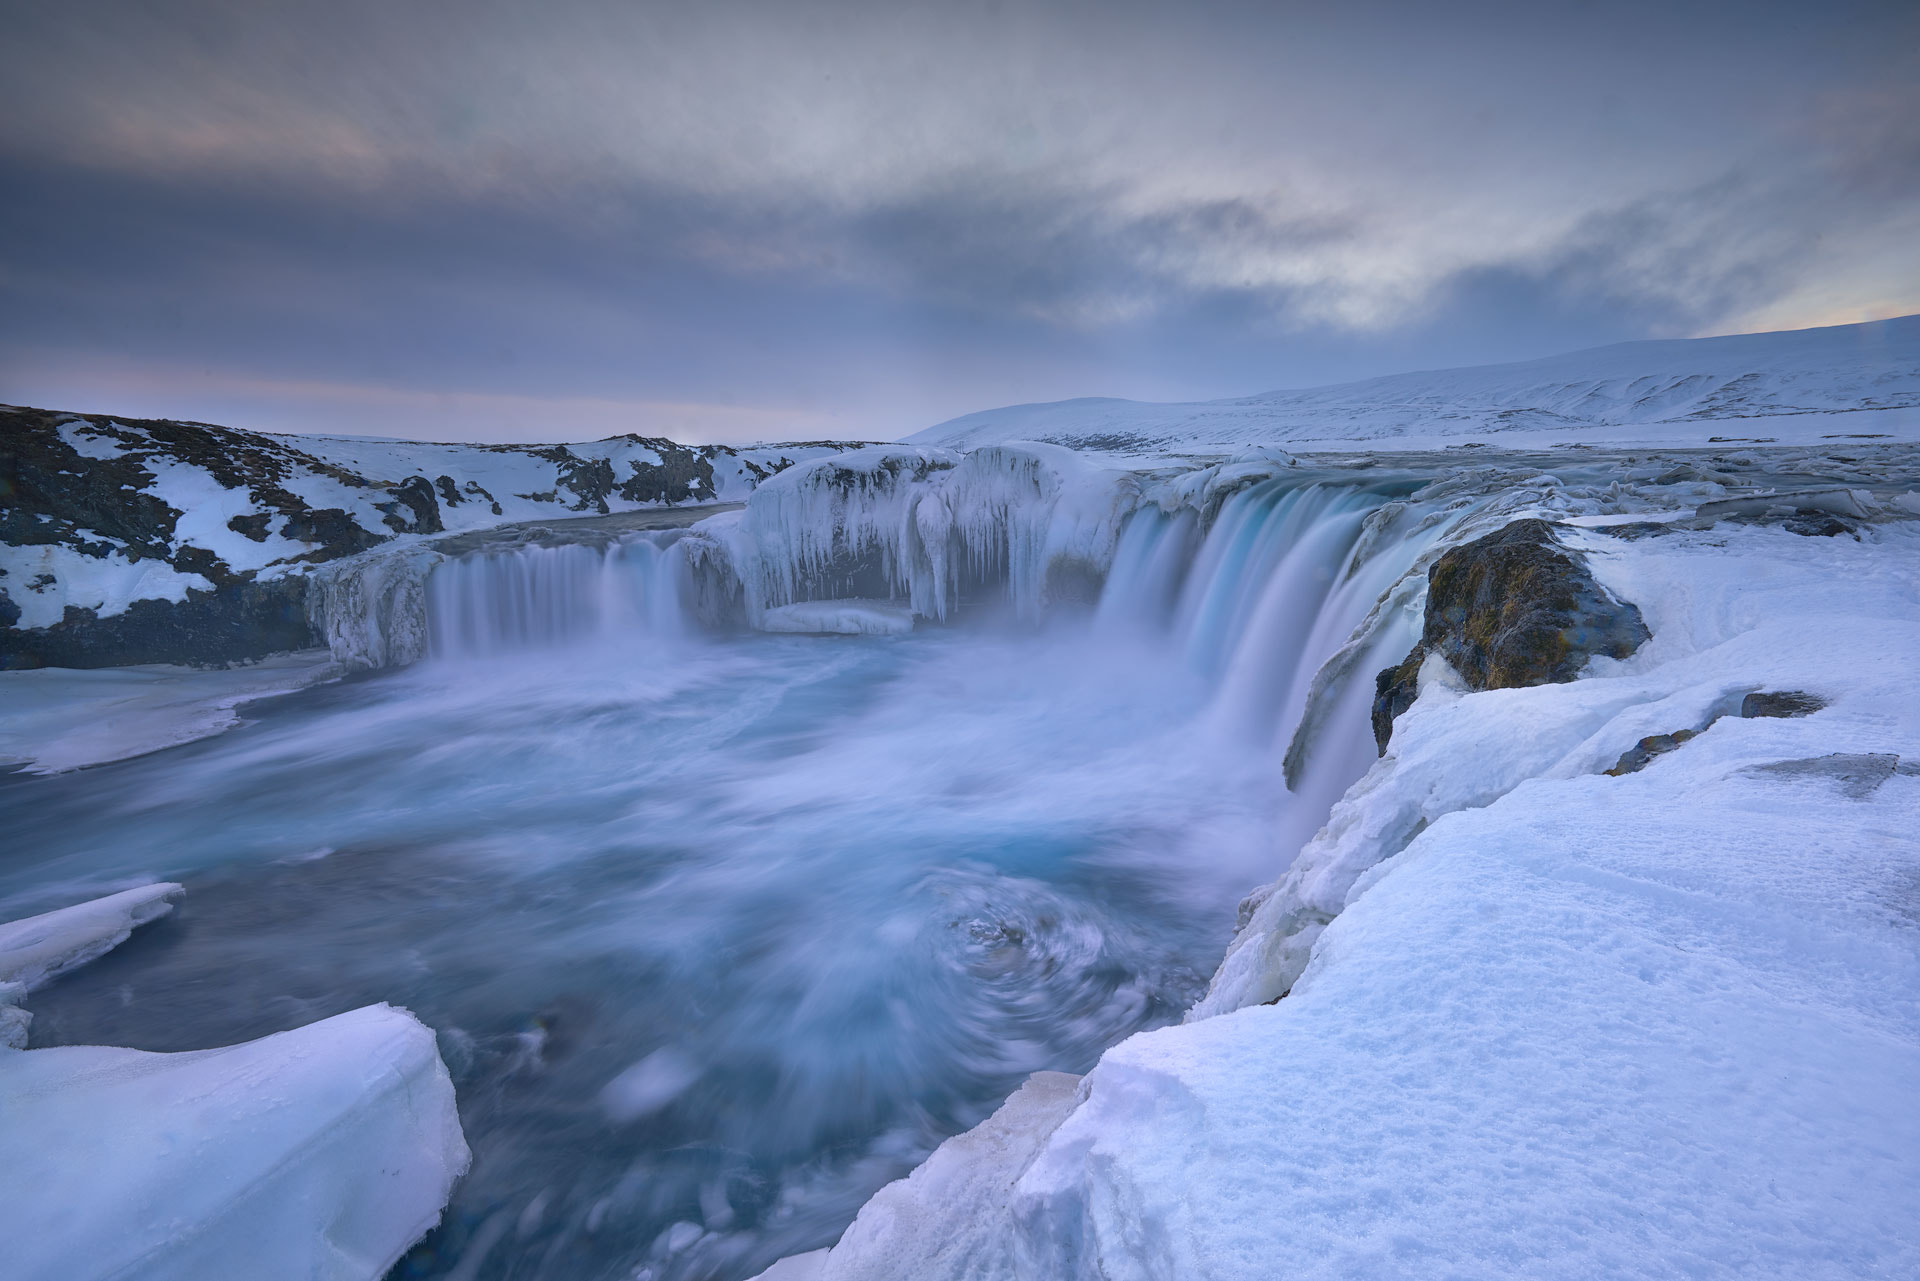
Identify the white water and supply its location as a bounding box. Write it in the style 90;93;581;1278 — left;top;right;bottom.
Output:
6;469;1458;1281
428;537;693;659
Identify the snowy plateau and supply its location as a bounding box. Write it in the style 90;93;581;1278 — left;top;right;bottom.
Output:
1;314;1918;1281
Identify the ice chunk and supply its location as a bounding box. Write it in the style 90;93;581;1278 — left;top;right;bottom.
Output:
0;883;182;996
756;599;916;636
0;1003;470;1281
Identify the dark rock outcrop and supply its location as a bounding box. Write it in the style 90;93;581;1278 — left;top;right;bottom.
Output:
1;579;319;669
1371;519;1651;752
1741;690;1827;719
378;476;445;534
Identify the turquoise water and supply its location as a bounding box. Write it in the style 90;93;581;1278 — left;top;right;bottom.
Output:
5;622;1290;1281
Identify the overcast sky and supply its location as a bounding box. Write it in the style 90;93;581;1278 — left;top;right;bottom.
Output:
2;0;1916;443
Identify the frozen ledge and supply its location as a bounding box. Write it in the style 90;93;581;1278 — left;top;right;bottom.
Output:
0;1003;471;1281
756;599;917;636
0;889;471;1280
0;882;183;1002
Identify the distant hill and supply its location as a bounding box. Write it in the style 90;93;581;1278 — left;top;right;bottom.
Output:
907;316;1920;453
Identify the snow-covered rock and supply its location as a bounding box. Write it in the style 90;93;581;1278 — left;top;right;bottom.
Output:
0;1003;471;1281
1;403;867;669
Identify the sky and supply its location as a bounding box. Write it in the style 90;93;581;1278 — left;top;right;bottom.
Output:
2;0;1916;444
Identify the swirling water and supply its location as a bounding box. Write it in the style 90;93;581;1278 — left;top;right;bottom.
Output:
3;485;1417;1281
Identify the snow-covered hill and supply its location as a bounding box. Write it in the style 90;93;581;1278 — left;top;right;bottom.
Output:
909;316;1920;454
0;404;870;668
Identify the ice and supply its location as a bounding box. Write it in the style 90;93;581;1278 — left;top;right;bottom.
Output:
0;1003;470;1281
761;1071;1083;1281
757;599;915;636
713;442;1139;624
0;652;337;774
804;518;1920;1278
0;883;182;1003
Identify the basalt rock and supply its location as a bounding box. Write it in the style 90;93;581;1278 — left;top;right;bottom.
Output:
1371;519;1650;752
0;577;319;670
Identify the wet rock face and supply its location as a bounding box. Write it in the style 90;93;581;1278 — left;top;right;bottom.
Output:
1371;519;1651;752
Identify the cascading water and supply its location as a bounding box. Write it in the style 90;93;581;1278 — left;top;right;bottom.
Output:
427;536;693;659
7;452;1487;1281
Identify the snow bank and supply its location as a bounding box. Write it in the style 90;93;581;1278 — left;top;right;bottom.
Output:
796;518;1920;1278
0;1003;471;1281
0;652;336;773
910;315;1920;454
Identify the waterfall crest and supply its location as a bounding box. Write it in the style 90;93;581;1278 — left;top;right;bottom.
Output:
307;451;1489;833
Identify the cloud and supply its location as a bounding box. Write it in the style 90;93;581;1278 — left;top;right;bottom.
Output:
3;0;1916;440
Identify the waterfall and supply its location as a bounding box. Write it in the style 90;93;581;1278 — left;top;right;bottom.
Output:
1090;474;1462;858
426;536;692;659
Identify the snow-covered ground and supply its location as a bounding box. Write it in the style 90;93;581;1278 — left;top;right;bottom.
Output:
911;315;1920;455
761;514;1920;1280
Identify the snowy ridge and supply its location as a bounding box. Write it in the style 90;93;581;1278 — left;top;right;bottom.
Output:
910;315;1920;453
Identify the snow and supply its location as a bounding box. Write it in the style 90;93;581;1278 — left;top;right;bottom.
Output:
0;542;214;630
785;516;1920;1278
10;416;864;640
909;315;1920;455
0;1003;470;1281
0;651;337;773
758;599;916;635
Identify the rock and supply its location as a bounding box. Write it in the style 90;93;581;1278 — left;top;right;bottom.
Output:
1745;753;1904;800
1605;729;1698;776
0;578;319;670
378;476;444;534
1371;519;1650;753
1741;690;1827;719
